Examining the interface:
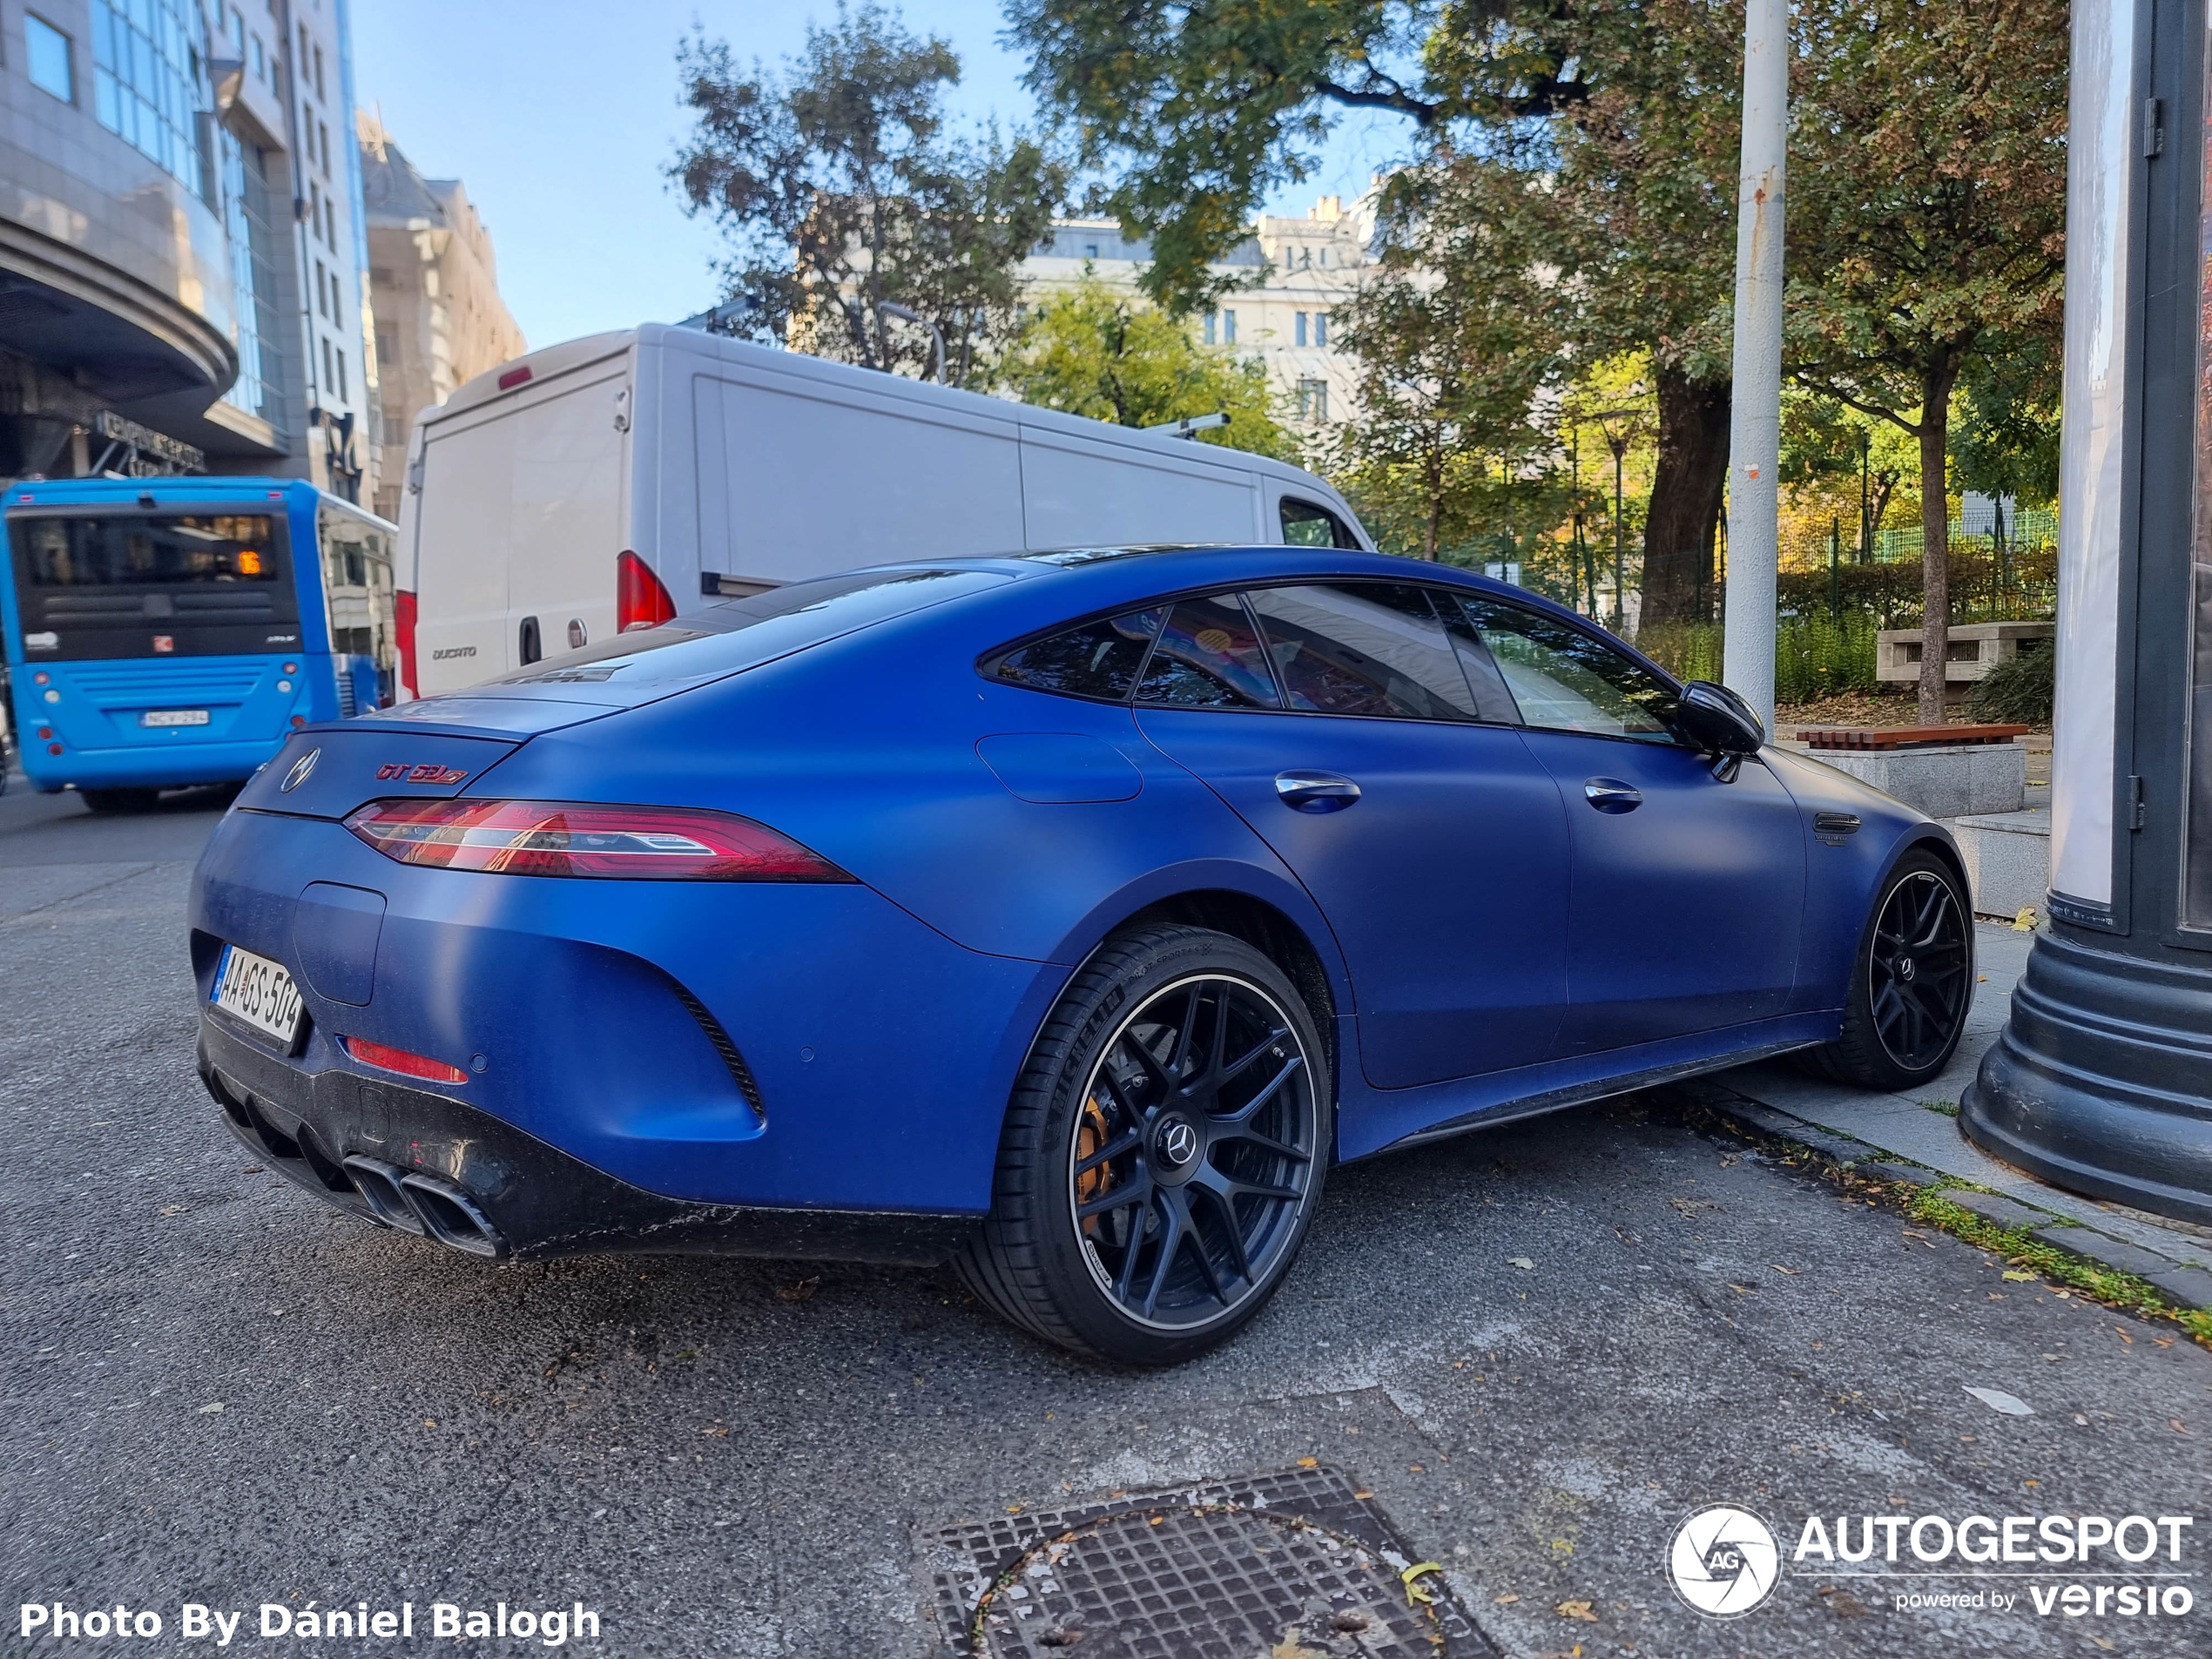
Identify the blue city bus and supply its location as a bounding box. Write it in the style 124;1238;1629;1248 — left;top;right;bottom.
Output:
2;477;400;810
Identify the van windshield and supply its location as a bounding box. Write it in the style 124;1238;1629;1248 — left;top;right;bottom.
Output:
482;566;1014;690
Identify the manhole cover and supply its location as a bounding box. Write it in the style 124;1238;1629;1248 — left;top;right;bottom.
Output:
921;1465;1492;1657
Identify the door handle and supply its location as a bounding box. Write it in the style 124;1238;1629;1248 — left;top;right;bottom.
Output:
1583;778;1642;814
1274;771;1362;813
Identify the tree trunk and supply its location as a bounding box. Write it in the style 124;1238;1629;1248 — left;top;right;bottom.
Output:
1916;357;1960;725
1639;368;1731;626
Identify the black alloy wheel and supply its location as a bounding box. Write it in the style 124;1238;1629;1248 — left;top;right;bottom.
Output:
1868;868;1973;1071
1069;973;1316;1329
959;926;1332;1366
1800;849;1976;1091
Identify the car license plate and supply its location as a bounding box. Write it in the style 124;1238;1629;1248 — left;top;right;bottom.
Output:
141;709;211;728
211;943;306;1047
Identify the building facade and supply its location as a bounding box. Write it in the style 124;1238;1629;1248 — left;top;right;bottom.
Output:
1020;194;1376;435
0;0;372;500
358;109;523;523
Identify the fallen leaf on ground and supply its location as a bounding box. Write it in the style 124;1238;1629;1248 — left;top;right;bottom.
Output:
2013;907;2039;932
1770;1264;1801;1275
197;1402;223;1413
2173;1420;2191;1435
2002;1270;2037;1282
1555;1599;1597;1622
1296;1456;1318;1467
158;1204;188;1216
1402;1561;1442;1605
1668;1197;1720;1217
1964;1386;2033;1416
1728;1284;1756;1294
1492;1592;1521;1605
774;1277;819;1302
1508;1257;1535;1271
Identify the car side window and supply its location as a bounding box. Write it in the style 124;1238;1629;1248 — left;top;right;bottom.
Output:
1135;593;1282;709
1244;583;1480;721
1279;498;1359;549
1452;596;1683;742
992;608;1166;700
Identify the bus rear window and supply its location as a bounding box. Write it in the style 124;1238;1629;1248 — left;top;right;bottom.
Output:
16;516;283;586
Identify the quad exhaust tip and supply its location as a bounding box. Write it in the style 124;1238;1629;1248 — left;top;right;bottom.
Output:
344;1155;508;1258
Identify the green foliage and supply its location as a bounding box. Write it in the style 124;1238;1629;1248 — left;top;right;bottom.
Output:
1966;643;2055;725
993;274;1300;461
671;4;1069;381
1638;615;1880;704
1329;156;1567;559
1952;335;2061;506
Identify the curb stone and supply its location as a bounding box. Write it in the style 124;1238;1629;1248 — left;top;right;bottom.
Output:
1940;1190;2054;1231
1682;1089;2212;1314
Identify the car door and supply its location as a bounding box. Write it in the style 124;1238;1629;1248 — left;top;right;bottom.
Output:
1133;583;1570;1089
1443;594;1807;1055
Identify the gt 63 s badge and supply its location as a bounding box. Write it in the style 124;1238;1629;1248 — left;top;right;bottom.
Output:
375;763;471;784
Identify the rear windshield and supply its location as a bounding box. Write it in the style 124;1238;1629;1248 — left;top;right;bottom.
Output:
15;514;285;587
9;510;300;660
486;567;1013;690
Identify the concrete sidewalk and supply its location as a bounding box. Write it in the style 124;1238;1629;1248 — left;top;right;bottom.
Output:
1705;919;2212;1295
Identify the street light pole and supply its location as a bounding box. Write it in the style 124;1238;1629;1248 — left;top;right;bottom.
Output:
1722;0;1789;734
874;301;946;384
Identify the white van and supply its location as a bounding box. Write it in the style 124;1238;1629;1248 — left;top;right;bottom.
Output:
395;323;1372;697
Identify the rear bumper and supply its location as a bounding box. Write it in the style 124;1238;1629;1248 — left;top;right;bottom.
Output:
198;1013;974;1264
24;735;285;791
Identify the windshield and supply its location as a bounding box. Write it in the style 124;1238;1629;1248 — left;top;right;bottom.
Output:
9;511;300;661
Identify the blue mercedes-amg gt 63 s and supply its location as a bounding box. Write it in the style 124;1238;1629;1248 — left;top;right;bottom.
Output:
189;546;1973;1365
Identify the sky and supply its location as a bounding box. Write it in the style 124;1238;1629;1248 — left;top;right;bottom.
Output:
348;0;1411;350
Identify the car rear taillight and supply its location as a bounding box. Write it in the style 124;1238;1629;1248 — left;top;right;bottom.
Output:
342;799;856;882
616;550;676;632
345;1036;469;1083
395;590;419;698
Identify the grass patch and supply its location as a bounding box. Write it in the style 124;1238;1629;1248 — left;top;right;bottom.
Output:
1921;1099;1960;1117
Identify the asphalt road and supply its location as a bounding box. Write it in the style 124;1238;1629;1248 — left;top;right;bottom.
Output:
3;781;2209;1659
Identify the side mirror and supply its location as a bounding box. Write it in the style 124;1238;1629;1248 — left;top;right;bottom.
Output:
1676;680;1764;775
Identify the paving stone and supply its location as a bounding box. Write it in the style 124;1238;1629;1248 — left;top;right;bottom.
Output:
1940;1189;2054;1231
2141;1266;2212;1310
2027;1226;2178;1279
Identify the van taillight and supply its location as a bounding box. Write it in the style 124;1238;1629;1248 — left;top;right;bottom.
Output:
395;590;419;698
616;550;676;632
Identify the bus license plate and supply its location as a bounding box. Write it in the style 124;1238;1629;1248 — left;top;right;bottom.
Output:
142;709;211;727
211;944;306;1047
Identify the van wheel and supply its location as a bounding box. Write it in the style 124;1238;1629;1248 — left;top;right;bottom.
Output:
80;788;160;813
957;926;1331;1366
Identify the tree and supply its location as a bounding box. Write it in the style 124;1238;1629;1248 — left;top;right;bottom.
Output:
995;273;1301;459
1007;1;1745;624
1785;0;2067;722
671;4;1069;383
1329;158;1565;560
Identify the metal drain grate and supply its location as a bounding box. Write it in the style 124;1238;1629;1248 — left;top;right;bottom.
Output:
921;1465;1493;1658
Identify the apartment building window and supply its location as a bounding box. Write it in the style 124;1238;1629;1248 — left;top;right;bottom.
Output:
1223;310;1237;344
1298;379;1329;421
89;0;212;192
314;260;326;319
313;44;324;100
319;119;331;178
334;347;347;402
1294;312;1308;347
1203;312;1217;346
1318;246;1327;267
26;14;75;102
218;129;279;422
1314;311;1328;348
1083;241;1099;260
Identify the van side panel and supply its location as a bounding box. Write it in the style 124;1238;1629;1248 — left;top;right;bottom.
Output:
691;370;1025;583
1018;429;1263;548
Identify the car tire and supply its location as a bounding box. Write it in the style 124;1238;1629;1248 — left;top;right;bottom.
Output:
957;925;1332;1366
1799;847;1975;1092
79;787;160;813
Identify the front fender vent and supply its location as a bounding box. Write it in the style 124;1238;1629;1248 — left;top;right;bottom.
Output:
668;979;766;1119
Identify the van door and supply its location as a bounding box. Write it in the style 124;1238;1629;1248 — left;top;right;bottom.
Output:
507;370;626;665
412;414;515;691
